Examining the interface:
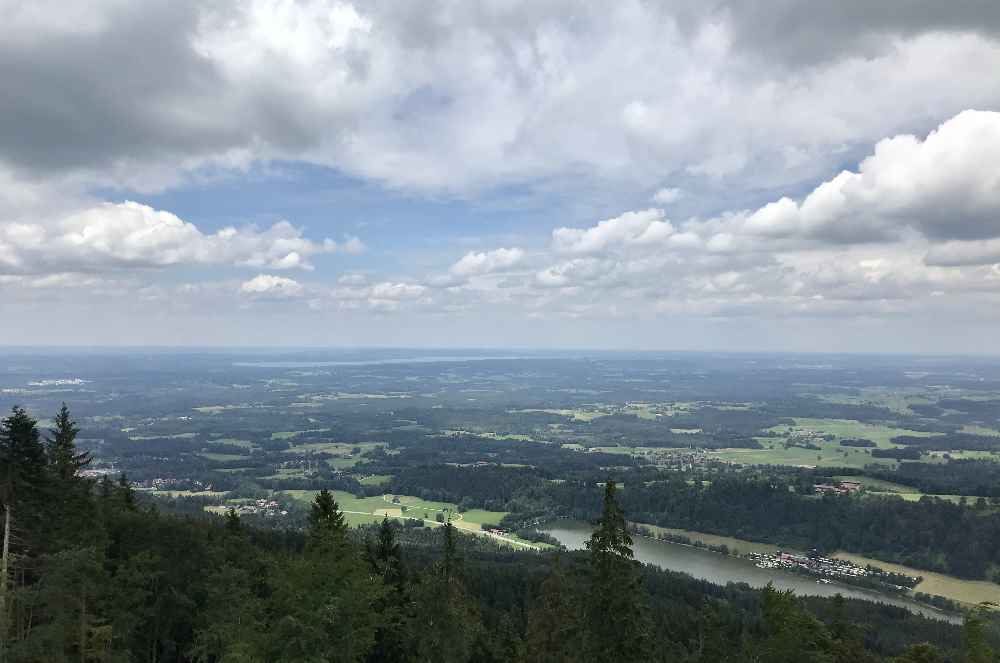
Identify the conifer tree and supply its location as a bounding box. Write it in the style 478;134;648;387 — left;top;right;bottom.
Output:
409;521;480;663
892;643;944;663
962;609;995;663
366;519;408;663
0;405;48;656
307;489;348;547
584;480;652;662
116;474;136;511
224;508;242;535
368;517;403;587
45;403;90;482
524;554;583;662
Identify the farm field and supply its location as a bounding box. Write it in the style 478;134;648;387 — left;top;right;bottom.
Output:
712;418;949;468
635;523;790;556
277;490;536;548
832;552;1000;607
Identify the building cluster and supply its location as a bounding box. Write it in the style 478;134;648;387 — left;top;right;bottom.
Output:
230;498;288;518
813;480;862;495
135;478;214;492
749;551;918;588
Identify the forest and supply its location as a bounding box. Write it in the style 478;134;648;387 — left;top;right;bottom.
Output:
3;404;1000;662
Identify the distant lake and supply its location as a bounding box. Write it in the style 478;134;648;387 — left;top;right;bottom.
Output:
540;520;960;623
233;355;535;368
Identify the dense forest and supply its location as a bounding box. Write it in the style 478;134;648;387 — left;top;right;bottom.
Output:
3;404;1000;662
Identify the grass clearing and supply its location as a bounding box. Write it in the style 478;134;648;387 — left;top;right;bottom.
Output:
832;552;1000;607
511;408;608;422
634;524;791;556
359;474;393;486
714;418;946;469
280;490;531;547
197;452;247;462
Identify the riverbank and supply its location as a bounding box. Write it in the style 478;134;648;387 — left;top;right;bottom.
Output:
541;520;960;623
833;552;1000;609
631;522;998;609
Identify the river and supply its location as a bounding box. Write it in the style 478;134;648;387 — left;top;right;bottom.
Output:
540;520;960;623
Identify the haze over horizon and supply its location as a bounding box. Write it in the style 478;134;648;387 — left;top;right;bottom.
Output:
4;1;1000;352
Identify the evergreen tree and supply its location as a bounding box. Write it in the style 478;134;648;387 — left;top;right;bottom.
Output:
116;474;136;512
892;643;945;663
224;508;242;536
307;489;348;547
754;584;834;663
524;554;583;662
46;403;90;482
0;406;47;507
368;517;403;587
963;609;996;663
584;480;652;662
0;405;48;658
408;523;480;663
366;519;409;663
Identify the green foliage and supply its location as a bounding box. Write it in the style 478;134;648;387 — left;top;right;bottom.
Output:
2;403;995;663
307;488;348;547
46;403;90;482
584;480;652;662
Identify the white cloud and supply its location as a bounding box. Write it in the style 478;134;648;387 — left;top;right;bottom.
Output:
449;247;525;278
369;282;427;300
239;274;304;297
552;209;673;255
742;110;1000;243
5;3;1000;199
651;187;683;204
0;201;352;274
924;238;1000;266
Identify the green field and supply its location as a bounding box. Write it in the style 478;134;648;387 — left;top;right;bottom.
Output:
833;475;916;492
833;552;1000;607
712;418;945;468
197;452;247;462
635;523;791;556
511;408;608;422
278;490;537;548
359;474;393;486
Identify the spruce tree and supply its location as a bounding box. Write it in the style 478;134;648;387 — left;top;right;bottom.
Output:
584;480;652;662
0;406;47;506
0;405;48;655
524;554;583;662
368;517;403;587
307;489;348;546
45;403;90;481
962;609;995;663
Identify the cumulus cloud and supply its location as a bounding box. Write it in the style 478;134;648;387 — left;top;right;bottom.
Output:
240;274;304;298
742;110;1000;243
553;209;674;254
0;201;354;274
449;248;525;278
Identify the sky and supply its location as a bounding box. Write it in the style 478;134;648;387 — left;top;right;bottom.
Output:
2;0;1000;352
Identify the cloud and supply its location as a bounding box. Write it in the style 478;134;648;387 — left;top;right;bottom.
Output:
449;247;525;278
3;2;1000;199
0;201;351;274
742;110;1000;243
553;209;674;254
240;274;304;298
924;239;1000;267
651;187;683;205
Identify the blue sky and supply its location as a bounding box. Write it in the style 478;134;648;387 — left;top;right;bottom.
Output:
3;1;1000;352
